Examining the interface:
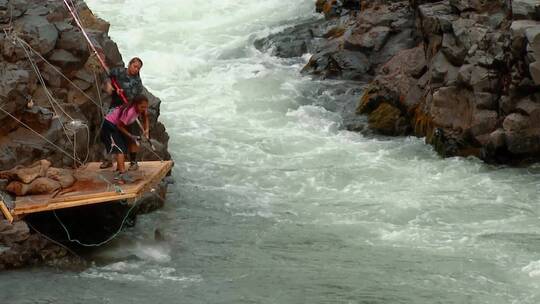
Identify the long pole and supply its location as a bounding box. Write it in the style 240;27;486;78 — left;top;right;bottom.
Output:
62;0;160;156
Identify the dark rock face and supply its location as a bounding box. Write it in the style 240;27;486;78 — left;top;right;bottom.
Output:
261;0;540;164
303;1;417;81
0;219;72;270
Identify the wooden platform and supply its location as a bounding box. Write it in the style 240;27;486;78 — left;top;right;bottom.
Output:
0;161;173;221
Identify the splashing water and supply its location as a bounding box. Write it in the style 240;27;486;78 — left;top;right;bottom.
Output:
2;0;540;303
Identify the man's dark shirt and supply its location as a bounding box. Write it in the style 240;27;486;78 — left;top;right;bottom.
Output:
109;67;143;108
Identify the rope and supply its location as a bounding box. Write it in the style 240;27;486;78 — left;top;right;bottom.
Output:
17;39;75;122
7;31;98;167
0;106;125;193
53;199;139;247
93;70;105;145
63;0;110;74
0;106;84;166
16;38;75;146
26;221;82;259
61;0;160;158
12;34;102;109
82;124;91;164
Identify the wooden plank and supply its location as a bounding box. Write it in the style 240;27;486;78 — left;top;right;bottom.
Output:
12;160;173;216
12;193;138;216
0;200;14;224
130;161;173;202
134;160;173;193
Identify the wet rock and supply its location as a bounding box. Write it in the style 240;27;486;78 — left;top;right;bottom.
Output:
418;1;456;34
0;179;8;191
331;50;370;80
452;18;488;51
77;3;110;33
450;0;506;13
74;68;95;84
430;86;472;130
0;0;8;11
489;13;506;29
14;15;58;55
254;20;323;58
430;52;458;85
102;38;123;67
41;63;63;88
344;26;391;52
471;110;498;137
0;221;30;245
512;0;540;20
442;32;466;66
367;102;409;136
529;61;540;84
48;49;82;70
474;92;498;110
506;130;540;154
0;231;69;270
57;29;90;59
54;21;74;33
23;106;55;132
26;5;49;16
487;128;506;150
503;113;529;132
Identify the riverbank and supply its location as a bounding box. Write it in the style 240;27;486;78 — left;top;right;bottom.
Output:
0;0;171;269
258;0;540;165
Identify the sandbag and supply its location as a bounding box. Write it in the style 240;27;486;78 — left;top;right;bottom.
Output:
0;160;52;184
16;160;51;184
6;177;61;196
6;181;30;196
46;168;76;188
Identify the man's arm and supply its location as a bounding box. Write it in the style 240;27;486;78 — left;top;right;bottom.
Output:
104;67;123;95
104;79;113;95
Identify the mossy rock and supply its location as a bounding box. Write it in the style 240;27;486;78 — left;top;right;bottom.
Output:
368;103;402;135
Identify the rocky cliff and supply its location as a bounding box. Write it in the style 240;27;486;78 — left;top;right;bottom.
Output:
0;0;170;170
258;0;540;164
0;0;171;269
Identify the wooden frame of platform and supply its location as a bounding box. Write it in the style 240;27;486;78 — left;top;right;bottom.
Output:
0;200;14;223
0;161;173;221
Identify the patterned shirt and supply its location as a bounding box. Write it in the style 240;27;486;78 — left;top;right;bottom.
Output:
109;67;143;108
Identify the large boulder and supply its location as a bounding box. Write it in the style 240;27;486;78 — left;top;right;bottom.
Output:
450;0;507;13
13;15;58;56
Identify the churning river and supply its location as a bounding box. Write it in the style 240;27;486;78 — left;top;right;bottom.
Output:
2;0;540;303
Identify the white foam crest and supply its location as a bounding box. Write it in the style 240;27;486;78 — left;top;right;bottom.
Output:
523;261;540;278
286;105;343;135
133;243;172;263
81;261;202;284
